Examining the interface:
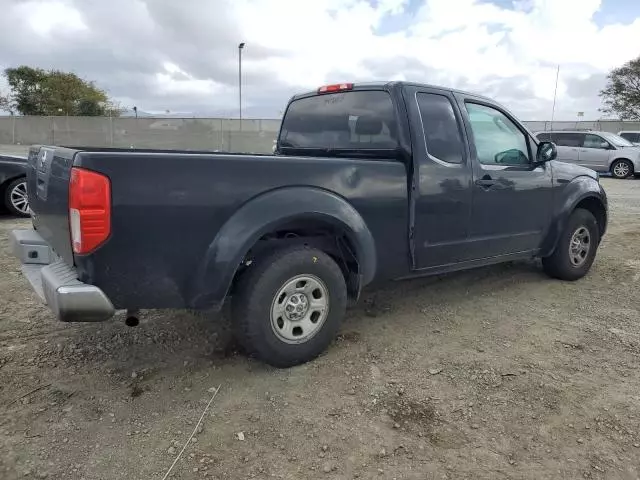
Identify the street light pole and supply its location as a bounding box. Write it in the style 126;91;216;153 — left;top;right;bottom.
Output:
550;64;560;130
238;42;245;131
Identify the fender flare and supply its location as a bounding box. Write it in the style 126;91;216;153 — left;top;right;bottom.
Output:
539;176;607;257
188;186;377;309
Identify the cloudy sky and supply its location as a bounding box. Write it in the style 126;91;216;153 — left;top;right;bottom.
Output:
0;0;639;119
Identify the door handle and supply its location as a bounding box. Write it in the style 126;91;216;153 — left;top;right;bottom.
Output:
475;177;496;188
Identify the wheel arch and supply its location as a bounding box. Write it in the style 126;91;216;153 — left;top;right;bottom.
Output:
0;172;26;193
188;186;377;310
1;174;27;210
539;176;607;257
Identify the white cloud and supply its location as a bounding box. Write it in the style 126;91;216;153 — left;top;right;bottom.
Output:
231;0;640;119
17;0;87;35
1;0;639;119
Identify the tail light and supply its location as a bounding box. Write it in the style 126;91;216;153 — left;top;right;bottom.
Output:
69;167;111;254
318;83;354;94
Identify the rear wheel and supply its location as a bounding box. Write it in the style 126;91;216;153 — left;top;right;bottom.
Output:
4;178;30;217
232;246;347;368
610;159;633;179
542;208;599;281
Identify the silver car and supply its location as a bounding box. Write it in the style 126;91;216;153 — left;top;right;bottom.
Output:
535;130;640;179
617;131;640;146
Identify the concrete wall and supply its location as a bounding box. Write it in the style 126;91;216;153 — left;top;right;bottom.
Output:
1;116;639;154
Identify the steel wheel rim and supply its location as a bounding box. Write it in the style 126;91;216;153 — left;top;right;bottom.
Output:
568;226;591;267
10;181;29;214
613;162;629;178
270;274;330;344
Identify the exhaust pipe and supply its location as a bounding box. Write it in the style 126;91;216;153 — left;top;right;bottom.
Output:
125;309;140;327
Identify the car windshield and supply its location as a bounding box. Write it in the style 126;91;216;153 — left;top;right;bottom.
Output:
600;132;634;147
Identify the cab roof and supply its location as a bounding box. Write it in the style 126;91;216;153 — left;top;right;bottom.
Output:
289;81;494;103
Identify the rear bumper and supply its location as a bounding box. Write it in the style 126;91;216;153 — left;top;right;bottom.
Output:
9;229;115;322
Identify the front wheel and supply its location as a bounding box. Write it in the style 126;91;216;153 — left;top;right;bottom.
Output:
4;178;30;217
232;246;347;368
542;208;600;281
611;159;633;179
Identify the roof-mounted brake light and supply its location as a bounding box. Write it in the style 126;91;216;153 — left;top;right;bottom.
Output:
318;83;354;94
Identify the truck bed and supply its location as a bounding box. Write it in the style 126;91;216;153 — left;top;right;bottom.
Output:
26;146;409;310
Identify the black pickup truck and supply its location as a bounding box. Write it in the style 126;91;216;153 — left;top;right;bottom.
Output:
9;81;608;367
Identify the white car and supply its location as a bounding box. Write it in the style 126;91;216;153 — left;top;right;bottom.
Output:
617;131;640;146
535;130;640;179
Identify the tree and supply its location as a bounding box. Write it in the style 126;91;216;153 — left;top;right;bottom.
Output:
599;56;640;120
0;91;14;114
3;66;47;115
2;66;121;116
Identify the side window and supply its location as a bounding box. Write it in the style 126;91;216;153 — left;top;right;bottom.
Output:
583;134;608;149
465;103;530;166
416;93;464;164
620;132;639;143
536;132;551;142
553;133;583;147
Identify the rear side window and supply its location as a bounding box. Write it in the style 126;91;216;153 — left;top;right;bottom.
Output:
279;91;397;150
553;133;584;147
416;93;464;164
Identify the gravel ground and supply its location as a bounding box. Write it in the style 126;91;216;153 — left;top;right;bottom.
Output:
1;177;640;480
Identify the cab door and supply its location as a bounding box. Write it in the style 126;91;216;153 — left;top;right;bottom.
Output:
455;95;554;259
403;85;473;269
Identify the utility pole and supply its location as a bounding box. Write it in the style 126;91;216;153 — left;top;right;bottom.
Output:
238;42;245;131
550;65;560;130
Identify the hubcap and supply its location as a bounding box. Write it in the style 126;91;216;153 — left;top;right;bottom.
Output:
613;162;630;178
10;181;29;215
568;226;591;267
270;274;329;344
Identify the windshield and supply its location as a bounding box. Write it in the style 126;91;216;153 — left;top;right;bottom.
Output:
279;90;398;152
600;132;634;147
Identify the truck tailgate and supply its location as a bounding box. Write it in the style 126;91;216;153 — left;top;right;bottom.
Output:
27;146;76;266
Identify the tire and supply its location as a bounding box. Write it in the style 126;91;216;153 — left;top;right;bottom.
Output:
542;208;600;281
232;246;347;368
3;177;30;217
610;159;633;179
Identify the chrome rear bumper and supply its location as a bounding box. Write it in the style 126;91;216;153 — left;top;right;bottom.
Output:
9;229;115;322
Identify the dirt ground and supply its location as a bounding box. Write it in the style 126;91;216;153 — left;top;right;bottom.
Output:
1;178;639;480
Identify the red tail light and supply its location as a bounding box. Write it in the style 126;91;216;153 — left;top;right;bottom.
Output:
318;83;354;94
69;167;111;254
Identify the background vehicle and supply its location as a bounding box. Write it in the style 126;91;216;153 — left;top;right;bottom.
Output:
0;154;29;217
535;130;640;179
617;130;640;146
10;82;607;367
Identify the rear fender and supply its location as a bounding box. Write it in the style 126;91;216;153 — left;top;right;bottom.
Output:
189;187;377;309
539;176;607;257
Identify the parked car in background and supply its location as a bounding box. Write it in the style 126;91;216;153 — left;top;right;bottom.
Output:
535;130;640;179
0;154;30;217
10;81;608;367
617;131;640;146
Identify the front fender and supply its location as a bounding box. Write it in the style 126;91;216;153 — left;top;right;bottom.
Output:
189;187;377;309
539;175;607;257
0;156;28;187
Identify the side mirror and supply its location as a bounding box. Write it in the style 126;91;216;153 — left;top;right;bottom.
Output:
536;141;557;163
600;141;610;150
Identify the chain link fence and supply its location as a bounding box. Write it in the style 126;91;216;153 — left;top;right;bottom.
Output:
1;116;639;154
